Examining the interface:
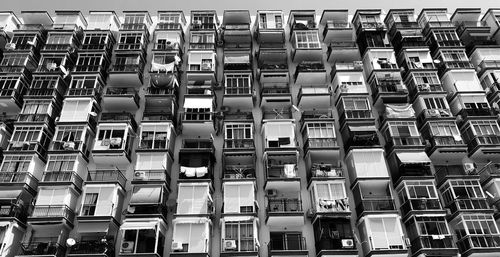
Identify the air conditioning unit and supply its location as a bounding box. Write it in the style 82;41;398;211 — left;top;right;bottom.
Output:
420;83;431;91
5;43;16;50
266;189;277;197
405;237;411;247
464;163;476;174
171;241;183;251
341;239;354;248
121;241;135;253
110;137;122;146
63;141;76;150
224;239;237;250
427;109;440;117
134;171;146;180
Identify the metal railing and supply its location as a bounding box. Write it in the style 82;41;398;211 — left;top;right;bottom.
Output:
224;139;254;149
267;199;302;212
400;198;441;216
69;240;112;256
42;171;83;189
356;199;395;214
268;235;306;251
457;235;500;252
410;235;455;252
19;242;65;256
87;170;126;187
0;172;38;189
31;205;75;221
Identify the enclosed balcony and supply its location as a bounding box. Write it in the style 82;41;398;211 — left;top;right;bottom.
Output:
66;75;104;99
125;185;168;219
320;10;353;44
345;148;390;184
222;181;256;214
404;215;458;257
181;96;214;136
357;214;408;257
313;217;358;257
0;172;38;194
190;10;219;31
25;75;66;103
30;204;75;225
156;11;186;32
261;119;297;151
224;51;251;71
254;10;285;48
440;179;491;217
369;72;408;104
397;180;443;219
294;61;326;85
221;10;252;49
405;71;444;98
49;124;94;158
381;120;423;152
80;30;115;53
340;122;380;152
42;28;83;53
223;121;254;152
119;218;166;257
189;31;216;50
0;52;38;74
176;182;214;216
142;97;177;125
220;218;259;255
268;233;308;256
17;242;66;257
290;30;322;63
309;181;350;215
301;118;339;158
353;180;397;217
171;218;210;256
386;150;432;184
257;48;289;83
266;185;304;227
7;125;51;160
102;87;139;111
40;171;83;193
134;154;172;186
178;140;215;182
108;53;145;87
420;120;467;161
86;169;126;189
417;8;454;34
0;74;29;114
137;123;175;153
8;29;46;53
73;52;110;78
186;51;217;84
120;11;152;31
223;151;256;180
453;214;500;257
222;73;253;110
460;119;500;162
297;86;330;111
91;121;135;165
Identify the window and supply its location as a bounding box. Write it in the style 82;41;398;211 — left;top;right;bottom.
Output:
412;72;440;85
118;33;143;49
81;186;114;216
81;193;98;215
39;55;65;71
423;97;447;109
122;229;160;254
430;122;460;137
82;33;108;48
177;184;210;214
367;217;405;250
225;222;254;251
60;99;92;122
270;232;303;250
456;215;499;239
388;121;419;137
10;126;42;143
0;76;20;94
96;127;126;149
0;155;31;172
442;180;484;205
400;181;437;201
115;54;141;66
306;122;335;139
75;53;104;72
184;108;211;121
140;125;169;149
54;125;84;142
343;97;369;110
124;14;145;24
190;33;214;44
224;183;255;213
274;15;283;28
464;102;489;110
69;76;101;95
471;120;500;136
415;216;450;235
35;188;67;206
313;182;348;211
46;34;72;45
10;33;37;50
264;122;295;147
295;31;320;48
173;223;208;252
158;13;180;24
1;53;29;66
192;14;214;25
87;14;111;29
225;74;251;94
46;155;76;172
225;123;253;140
440;49;468;62
31;76;58;91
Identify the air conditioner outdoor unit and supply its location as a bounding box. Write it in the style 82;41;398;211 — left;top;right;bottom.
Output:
421;83;431;91
63;141;76;150
5;43;16;50
110;137;122;146
134;171;146;180
405;237;411;247
121;241;135;253
427;109;440;117
464;163;476;174
266;189;277;197
224;239;237;250
341;239;354;248
171;241;184;251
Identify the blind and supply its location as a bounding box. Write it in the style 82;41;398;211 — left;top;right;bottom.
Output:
130;186;161;204
136;153;167;170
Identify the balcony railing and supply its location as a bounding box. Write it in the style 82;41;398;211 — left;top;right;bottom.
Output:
87;170;127;188
387;137;422;148
66;87;101;97
259;63;288;71
448;198;490;214
268;199;302;213
19;242;65;256
221;237;258;252
428;136;464;147
156;23;183;30
410;235;455;252
400;198;441;216
17;114;54;127
110;64;144;73
0;202;28;222
74;64;107;73
268;235;306;252
459;108;495;118
100;112;137;129
304;138;338;149
133;169;171;185
189;42;216;50
120;23;149;31
457;235;500;253
42;171;83;189
468;135;500;153
356;199;395;214
0;172;38;190
104;87;140;104
316;237;356;252
224;165;256;179
153;42;182;51
142;112;175;122
191;23;217;30
31;205;75;221
267;164;297;179
0;88;22;99
224;139;254;149
310;165;343;178
26;88;62;98
126;203;168;217
138;139;169;150
69;240;113;256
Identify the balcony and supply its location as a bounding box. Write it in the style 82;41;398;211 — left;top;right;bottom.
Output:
297;86;331;110
102;87;140;110
294;61;326;84
30;205;75;223
338;110;374;126
132;169;171;186
223;165;256;180
467;135;500;159
255;12;285;48
257;49;289;83
410;235;456;256
224;139;254;150
41;172;83;192
0;172;38;193
408;81;444;97
400;199;442;218
18;242;65;257
86;170;126;189
437;61;474;75
17;113;56;128
370;76;408;104
100;112;137;131
322;21;353;43
0;86;25;113
425;136;467;161
355;199;396;216
457;235;500;256
341;125;380;151
260;87;292;110
220;237;258;254
268;235;307;256
126;203;168;219
8;141;48;160
108;63;145;87
356;22;387;34
68;240;113;257
448;199;491;216
458;108;496;119
0;202;29;223
326;41;360;63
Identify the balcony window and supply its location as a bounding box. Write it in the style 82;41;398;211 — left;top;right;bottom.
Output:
155;31;181;49
385;121;420;145
346;149;389;179
223;182;255;213
225;74;251;94
10;33;38;50
440;49;469;62
172;220;210;253
294;31;320;48
177;183;212;214
224;123;253;149
80;186;114;216
432;30;460;45
158;13;181;24
60;99;95;122
82;32;109;50
46;33;72;46
124;13;147;25
193;13;215;26
52;125;88;151
35;188;71;207
258;13;283;29
399;181;438;202
95;126;126;150
410;72;442;92
20;100;52;117
263;122;296;148
135;153;170;181
188;52;215;71
30;76;60;94
454;214;500;251
0;76;22;96
441;180;485;205
75;53;106;72
224;221;256;251
0;155;31;172
114;54;142;70
423;96;447;110
117;33;143;50
414;216;450;236
1;53;31;67
68;75;102;96
120;226;164;255
45;155;76;172
311;182;348;212
462;120;500;145
86;14;116;30
139;124;170;150
361;216;406;250
429;122;462;142
190;33;214;49
269;232;305;251
9;126;49;150
314;218;354;251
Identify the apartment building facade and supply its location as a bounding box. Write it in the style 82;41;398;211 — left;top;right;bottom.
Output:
0;7;500;257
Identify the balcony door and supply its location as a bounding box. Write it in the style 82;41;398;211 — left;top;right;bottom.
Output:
270;232;302;250
369;217;405;250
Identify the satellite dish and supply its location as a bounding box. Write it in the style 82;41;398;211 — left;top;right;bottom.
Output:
66;238;76;247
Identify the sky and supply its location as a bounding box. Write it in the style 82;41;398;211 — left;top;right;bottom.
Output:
2;0;499;15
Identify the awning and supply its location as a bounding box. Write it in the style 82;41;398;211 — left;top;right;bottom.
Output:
77;221;110;234
120;220;158;230
224;53;250;64
0;221;11;227
348;125;377;132
130;186;162;204
173;217;210;224
396;152;431;164
0;189;22;200
385;104;415;118
183;98;213;109
223;216;254;222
